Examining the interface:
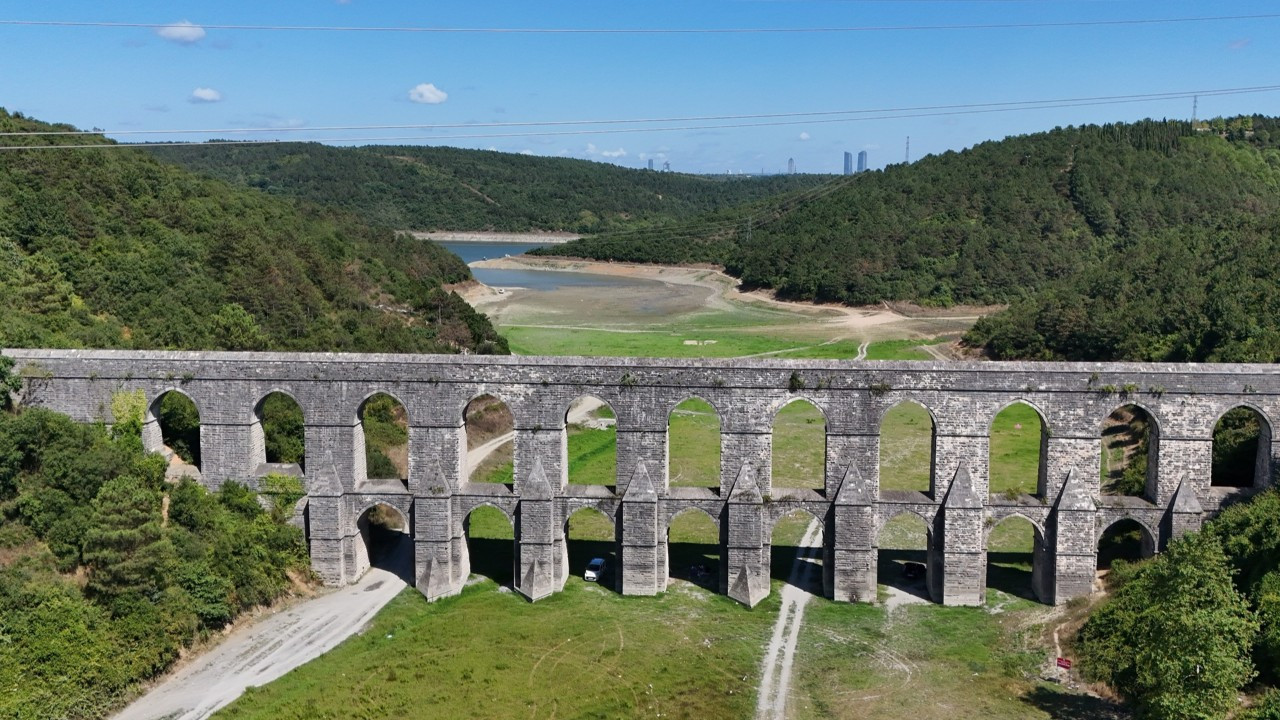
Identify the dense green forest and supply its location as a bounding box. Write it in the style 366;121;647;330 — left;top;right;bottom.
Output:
0;392;308;719
1078;489;1280;719
0;109;506;354
148;142;830;234
547;116;1280;363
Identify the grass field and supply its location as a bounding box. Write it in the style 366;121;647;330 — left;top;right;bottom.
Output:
216;580;779;720
879;402;934;492
670;398;721;488
786;595;1110;720
990;404;1044;496
772;400;826;489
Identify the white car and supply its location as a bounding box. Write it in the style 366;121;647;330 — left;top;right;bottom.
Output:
584;557;607;582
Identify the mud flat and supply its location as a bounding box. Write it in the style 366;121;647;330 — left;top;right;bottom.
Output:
461;255;987;347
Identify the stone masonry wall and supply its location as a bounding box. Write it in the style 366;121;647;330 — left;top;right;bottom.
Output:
6;349;1276;607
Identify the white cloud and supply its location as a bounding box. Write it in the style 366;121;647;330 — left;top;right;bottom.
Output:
519;149;534;156
157;20;206;44
408;83;448;104
798;132;811;141
189;87;223;103
585;143;626;158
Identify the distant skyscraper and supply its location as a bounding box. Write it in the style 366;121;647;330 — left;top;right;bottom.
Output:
787;157;796;174
843;151;853;175
663;160;671;172
647;158;654;171
857;150;868;173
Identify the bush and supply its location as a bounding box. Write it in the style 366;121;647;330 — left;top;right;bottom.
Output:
1078;531;1258;720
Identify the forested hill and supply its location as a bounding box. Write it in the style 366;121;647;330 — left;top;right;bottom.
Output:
549;116;1280;362
147;142;831;234
0;109;505;354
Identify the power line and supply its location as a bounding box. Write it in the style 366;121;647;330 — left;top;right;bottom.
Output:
5;85;1275;139
1;13;1278;35
3;89;1273;152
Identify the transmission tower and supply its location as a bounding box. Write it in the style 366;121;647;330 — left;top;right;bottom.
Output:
905;136;911;163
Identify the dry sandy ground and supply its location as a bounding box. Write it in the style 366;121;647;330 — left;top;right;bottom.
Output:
113;537;413;720
462;255;986;343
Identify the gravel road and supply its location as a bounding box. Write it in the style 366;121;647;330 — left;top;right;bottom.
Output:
113;535;413;720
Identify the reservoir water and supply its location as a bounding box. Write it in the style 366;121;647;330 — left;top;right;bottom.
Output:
437;241;654;292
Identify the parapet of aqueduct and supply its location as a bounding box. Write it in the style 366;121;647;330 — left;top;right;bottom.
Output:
6;349;1275;607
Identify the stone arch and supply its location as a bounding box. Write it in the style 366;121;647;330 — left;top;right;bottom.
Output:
664;503;721;530
768;504;824;533
767;393;830;422
461;502;517;587
667;395;722;489
1096;517;1157;569
988;399;1049;498
770;397;827;491
666;506;723;591
459;498;516;525
879;399;937;496
462;392;516;485
1100;403;1160;499
144;388;202;475
876;508;935;602
768;507;824;593
249;390;306;474
564;395;618;489
875;506;934;538
562;506;618;590
983;514;1047;603
355;391;410;489
1211;404;1273;488
353;502;413;584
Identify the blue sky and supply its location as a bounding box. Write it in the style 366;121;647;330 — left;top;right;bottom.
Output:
3;1;1279;174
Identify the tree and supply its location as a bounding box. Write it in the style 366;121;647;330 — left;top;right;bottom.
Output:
1078;531;1258;720
81;476;174;602
0;355;20;411
210;303;268;351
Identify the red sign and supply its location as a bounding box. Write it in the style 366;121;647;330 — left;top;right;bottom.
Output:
1056;657;1072;670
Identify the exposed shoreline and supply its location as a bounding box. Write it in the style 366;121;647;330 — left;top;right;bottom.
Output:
409;230;579;244
464;254;994;323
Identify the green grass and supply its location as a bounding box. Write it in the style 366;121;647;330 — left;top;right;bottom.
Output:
565;426;617;487
669;398;721;488
771;400;826;489
989;404;1043;496
787;589;1110;720
504;326;832;358
216;582;779;720
879;403;933;492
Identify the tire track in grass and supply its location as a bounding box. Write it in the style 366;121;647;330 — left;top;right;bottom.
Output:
755;518;822;719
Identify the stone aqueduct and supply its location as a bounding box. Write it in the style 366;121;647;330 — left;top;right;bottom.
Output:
6;349;1276;608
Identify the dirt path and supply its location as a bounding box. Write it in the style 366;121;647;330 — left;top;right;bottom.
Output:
114;537;413;720
755;519;822;720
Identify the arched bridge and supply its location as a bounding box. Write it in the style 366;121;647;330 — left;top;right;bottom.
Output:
6;349;1275;608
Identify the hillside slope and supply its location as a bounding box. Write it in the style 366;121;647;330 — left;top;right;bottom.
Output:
551;117;1280;362
0;110;505;354
148;143;831;234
